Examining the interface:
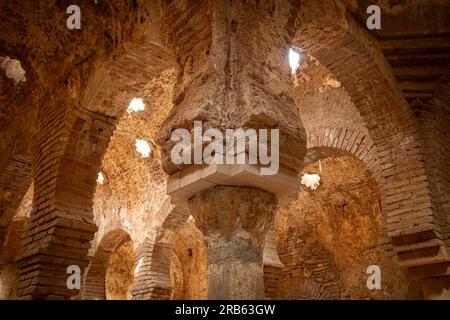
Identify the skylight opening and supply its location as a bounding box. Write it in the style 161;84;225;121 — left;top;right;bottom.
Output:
96;172;105;185
301;173;321;191
127;98;145;114
0;56;26;86
288;48;301;74
135;139;151;158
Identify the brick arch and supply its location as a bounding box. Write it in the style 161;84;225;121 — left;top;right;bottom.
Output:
16;38;174;298
293;0;442;271
1;217;29;264
131;199;189;300
304;127;390;247
305;127;380;181
131;202;286;300
81;228;132;300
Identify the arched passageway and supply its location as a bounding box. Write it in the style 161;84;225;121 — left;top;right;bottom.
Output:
275;155;422;299
82;229;135;300
0;0;448;301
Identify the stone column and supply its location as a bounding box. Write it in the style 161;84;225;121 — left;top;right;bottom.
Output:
157;0;307;300
189;186;276;300
422;276;450;300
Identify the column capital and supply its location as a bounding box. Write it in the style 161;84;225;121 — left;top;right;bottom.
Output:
188;186;277;299
168;163;299;210
189;186;276;241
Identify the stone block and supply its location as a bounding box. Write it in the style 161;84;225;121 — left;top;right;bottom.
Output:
167;163;300;207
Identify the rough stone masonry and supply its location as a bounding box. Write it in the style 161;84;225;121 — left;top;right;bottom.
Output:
0;0;449;300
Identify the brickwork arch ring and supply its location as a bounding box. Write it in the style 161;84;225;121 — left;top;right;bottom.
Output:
131;200;189;300
293;0;441;262
81;228;132;300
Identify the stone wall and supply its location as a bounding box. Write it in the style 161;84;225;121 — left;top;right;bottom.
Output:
276;156;422;299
